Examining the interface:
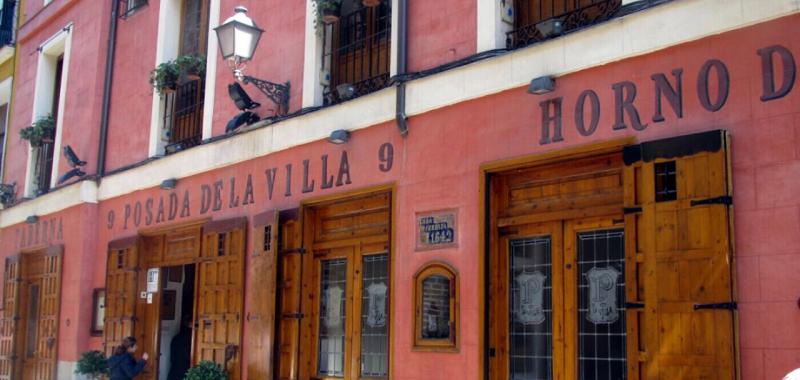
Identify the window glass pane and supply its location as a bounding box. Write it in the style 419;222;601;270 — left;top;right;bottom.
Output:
318;258;347;377
420;274;450;339
577;229;626;380
26;283;40;358
509;237;552;380
360;254;389;377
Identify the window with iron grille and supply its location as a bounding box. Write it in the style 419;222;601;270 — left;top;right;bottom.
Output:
0;1;17;46
506;0;622;49
33;55;63;195
321;0;392;105
119;0;147;18
162;0;208;155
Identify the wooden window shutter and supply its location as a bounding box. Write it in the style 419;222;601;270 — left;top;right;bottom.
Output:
0;255;21;380
247;210;280;380
104;237;141;357
275;209;303;380
622;130;736;380
197;218;247;380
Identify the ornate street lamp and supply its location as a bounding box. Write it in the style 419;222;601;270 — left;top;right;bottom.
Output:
215;6;290;115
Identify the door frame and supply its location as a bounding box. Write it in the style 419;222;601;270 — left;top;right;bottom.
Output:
479;138;634;380
298;183;397;380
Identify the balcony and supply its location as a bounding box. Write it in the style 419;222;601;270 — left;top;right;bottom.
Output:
322;2;392;105
506;0;622;49
163;77;204;155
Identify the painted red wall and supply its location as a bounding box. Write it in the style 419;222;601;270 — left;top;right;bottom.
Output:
407;0;477;73
104;1;160;172
1;8;799;380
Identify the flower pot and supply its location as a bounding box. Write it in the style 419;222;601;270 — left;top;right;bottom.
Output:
362;0;381;6
322;8;340;23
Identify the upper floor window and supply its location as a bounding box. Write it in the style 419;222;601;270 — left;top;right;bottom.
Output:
25;26;70;197
160;0;209;155
0;0;17;46
119;0;148;18
319;0;391;105
506;0;622;49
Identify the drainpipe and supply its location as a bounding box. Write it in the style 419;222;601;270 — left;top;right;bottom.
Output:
395;0;408;136
97;0;120;178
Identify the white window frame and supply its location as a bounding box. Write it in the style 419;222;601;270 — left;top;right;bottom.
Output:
0;77;12;182
302;0;399;108
149;0;219;157
24;24;72;198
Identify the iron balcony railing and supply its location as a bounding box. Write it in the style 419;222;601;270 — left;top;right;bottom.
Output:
163;77;204;155
33;141;54;195
506;0;622;49
322;1;392;105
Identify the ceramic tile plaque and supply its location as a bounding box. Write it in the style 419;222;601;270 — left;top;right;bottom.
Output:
416;209;457;251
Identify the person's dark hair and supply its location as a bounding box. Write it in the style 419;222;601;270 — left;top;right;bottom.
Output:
113;336;137;356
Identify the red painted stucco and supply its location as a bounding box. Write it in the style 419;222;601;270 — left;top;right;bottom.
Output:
407;0;477;72
0;6;798;380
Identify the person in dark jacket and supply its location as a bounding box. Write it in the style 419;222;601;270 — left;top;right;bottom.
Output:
108;336;149;380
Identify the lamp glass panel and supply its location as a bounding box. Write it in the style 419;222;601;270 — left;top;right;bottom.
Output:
215;23;236;59
234;27;256;60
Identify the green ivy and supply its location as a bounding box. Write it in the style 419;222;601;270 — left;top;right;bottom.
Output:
184;361;228;380
75;350;108;380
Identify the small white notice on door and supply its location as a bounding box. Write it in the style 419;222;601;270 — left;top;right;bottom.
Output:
146;268;160;293
146;293;153;304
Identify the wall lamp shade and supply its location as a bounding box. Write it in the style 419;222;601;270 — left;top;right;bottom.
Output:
528;76;556;95
329;130;350;144
215;6;263;62
160;178;178;190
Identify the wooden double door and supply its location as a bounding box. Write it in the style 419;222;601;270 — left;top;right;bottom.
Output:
0;247;63;380
104;219;246;380
489;131;737;380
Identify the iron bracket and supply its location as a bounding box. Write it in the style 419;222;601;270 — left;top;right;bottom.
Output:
690;195;733;207
623;206;642;214
241;75;290;116
693;302;737;311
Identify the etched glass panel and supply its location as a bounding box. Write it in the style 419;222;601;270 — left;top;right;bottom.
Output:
509;237;552;380
577;229;626;380
360;254;389;377
421;275;451;339
318;258;347;377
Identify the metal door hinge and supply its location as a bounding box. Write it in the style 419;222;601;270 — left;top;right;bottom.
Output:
693;302;737;311
282;312;304;320
690;195;732;207
625;302;645;309
281;247;306;255
623;207;642;214
489;348;496;357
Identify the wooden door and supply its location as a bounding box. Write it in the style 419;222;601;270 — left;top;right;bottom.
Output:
105;238;141;356
0;255;21;380
275;209;304;380
300;191;392;380
195;218;246;380
247;210;280;379
23;246;62;380
491;222;564;380
623;130;735;379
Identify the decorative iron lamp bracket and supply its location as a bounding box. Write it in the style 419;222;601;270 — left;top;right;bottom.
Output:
239;75;290;116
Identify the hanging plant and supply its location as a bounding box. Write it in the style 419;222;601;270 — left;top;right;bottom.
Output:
313;0;343;26
184;361;228;380
74;350;108;380
149;61;180;95
19;115;55;147
175;55;206;81
362;0;381;7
